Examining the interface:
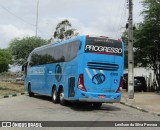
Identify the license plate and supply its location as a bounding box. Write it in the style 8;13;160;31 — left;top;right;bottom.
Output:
98;95;106;99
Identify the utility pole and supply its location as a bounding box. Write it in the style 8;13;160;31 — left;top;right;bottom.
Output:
128;0;134;99
156;0;160;3
35;0;39;36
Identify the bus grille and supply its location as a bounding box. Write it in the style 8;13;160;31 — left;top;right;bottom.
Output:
87;62;119;71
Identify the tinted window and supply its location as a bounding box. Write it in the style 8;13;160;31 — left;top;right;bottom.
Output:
85;37;123;56
29;40;80;66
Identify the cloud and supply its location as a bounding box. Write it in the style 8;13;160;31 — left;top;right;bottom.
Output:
0;24;34;48
0;0;143;49
53;17;121;39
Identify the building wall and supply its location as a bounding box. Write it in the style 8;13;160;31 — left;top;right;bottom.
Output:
124;67;155;89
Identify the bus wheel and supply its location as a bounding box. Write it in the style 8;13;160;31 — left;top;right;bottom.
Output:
52;87;59;103
28;84;34;97
59;88;67;105
93;103;102;108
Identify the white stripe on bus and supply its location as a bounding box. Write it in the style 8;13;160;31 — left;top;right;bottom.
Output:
85;68;92;79
92;69;97;75
100;70;104;74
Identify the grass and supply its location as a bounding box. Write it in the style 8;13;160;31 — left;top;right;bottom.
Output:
0;82;24;96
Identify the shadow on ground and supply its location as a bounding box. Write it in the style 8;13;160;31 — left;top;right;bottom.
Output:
31;94;121;112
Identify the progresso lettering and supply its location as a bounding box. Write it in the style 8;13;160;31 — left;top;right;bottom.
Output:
85;45;122;54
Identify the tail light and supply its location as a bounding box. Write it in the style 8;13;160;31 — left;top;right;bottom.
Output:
116;76;123;93
78;74;86;91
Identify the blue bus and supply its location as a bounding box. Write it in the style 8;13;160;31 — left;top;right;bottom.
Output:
24;35;124;107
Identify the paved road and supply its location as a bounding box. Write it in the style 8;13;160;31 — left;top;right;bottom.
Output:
0;95;160;130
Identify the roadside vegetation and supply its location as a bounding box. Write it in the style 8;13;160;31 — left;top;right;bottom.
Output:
0;72;24;96
122;0;160;90
0;82;24;96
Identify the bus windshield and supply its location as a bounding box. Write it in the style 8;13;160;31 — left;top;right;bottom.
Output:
85;37;123;56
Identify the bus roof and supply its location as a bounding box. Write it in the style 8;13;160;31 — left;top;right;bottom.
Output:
32;35;84;53
32;35;123;53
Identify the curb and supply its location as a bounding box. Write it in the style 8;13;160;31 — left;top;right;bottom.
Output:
120;101;160;117
0;92;28;99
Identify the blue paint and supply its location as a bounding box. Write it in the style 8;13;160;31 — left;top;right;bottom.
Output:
24;35;124;103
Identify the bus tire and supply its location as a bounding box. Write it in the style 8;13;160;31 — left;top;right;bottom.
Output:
28;84;34;97
93;103;102;108
52;87;59;103
59;88;67;105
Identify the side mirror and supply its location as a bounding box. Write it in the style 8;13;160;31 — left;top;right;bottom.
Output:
22;62;28;73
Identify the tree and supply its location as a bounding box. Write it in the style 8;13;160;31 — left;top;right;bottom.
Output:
9;36;48;65
54;19;79;40
0;49;12;73
121;28;138;69
121;31;128;68
134;0;160;90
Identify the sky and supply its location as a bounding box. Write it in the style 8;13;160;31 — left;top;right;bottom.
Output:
0;0;144;49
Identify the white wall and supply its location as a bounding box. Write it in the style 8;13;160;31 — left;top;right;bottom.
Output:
124;67;155;87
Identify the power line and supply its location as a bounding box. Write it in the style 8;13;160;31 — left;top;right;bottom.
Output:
0;4;52;38
0;4;35;27
115;0;127;38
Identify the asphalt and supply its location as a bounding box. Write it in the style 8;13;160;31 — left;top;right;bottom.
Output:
0;90;160;116
121;90;160;116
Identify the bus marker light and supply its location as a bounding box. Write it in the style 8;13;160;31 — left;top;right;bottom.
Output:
86;35;90;38
99;36;108;38
118;39;121;42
